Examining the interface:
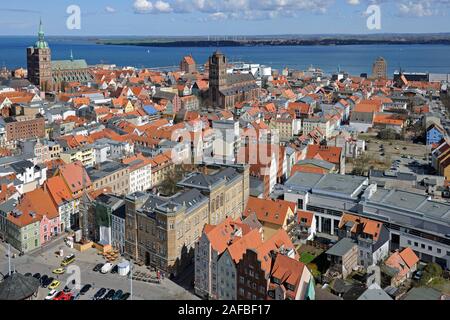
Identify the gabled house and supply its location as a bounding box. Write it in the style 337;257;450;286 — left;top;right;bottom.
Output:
243;197;296;240
382;247;420;287
427;123;446;146
305;144;345;174
267;254;314;300
194;217;261;300
337;213;390;268
236;229;300;300
45;175;76;232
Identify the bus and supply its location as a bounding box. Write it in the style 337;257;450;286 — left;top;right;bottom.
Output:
61;254;76;267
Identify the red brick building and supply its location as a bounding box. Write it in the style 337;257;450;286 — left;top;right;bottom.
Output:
236;229;297;300
180;55;196;74
208;51;260;110
5;116;45;142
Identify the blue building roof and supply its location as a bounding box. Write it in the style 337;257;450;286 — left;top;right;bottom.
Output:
143;105;158;115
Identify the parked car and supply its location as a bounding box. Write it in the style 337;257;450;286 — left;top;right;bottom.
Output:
93;264;104;272
61;254;76;267
52;268;66;275
104;289;116;300
71;292;81;301
41;276;52;288
112;290;123;300
53;291;65;301
54;291;72;301
94;288;107;300
120;293;131;300
111;265;119;274
101;263;114;274
413;270;423;281
80;284;92;295
33;273;41;280
48;280;61;290
45;290;58;300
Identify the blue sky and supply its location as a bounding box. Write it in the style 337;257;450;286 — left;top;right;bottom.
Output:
0;0;449;36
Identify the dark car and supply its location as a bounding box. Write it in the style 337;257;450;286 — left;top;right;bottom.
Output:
112;290;123;301
93;264;104;272
40;275;50;287
120;293;131;300
104;289;115;300
80;284;92;295
24;273;32;277
71;292;81;301
94;288;107;299
111;265;119;274
33;273;41;280
413;270;423;281
44;277;54;288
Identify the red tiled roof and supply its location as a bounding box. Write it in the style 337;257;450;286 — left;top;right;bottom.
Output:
306;145;342;166
244;197;295;227
45;176;73;206
56;162;92;195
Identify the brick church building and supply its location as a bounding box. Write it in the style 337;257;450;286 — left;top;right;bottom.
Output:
208;51;260;110
27;20;93;92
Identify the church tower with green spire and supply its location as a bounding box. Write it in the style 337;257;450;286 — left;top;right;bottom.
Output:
27;19;53;92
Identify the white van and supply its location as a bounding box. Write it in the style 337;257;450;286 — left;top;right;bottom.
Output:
101;263;114;274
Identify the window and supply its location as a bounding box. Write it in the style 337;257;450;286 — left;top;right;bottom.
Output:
414;242;418;247
437;248;441;254
428;246;432;251
421;244;425;249
407;240;412;245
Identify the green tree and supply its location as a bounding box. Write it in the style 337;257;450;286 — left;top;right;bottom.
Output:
307;263;321;279
352;154;371;176
159;165;186;195
424;263;443;277
420;263;443;285
377;128;398;140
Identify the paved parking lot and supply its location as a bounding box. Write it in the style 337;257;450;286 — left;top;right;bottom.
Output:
0;239;199;301
390;155;432;175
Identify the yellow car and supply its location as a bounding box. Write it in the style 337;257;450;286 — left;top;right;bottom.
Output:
52;268;66;275
48;280;61;290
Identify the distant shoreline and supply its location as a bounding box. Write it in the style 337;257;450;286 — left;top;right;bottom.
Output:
96;39;450;47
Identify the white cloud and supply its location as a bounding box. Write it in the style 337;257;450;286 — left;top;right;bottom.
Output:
133;0;174;13
133;0;153;13
154;1;173;12
132;0;450;19
398;1;435;17
134;0;334;15
105;6;116;13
